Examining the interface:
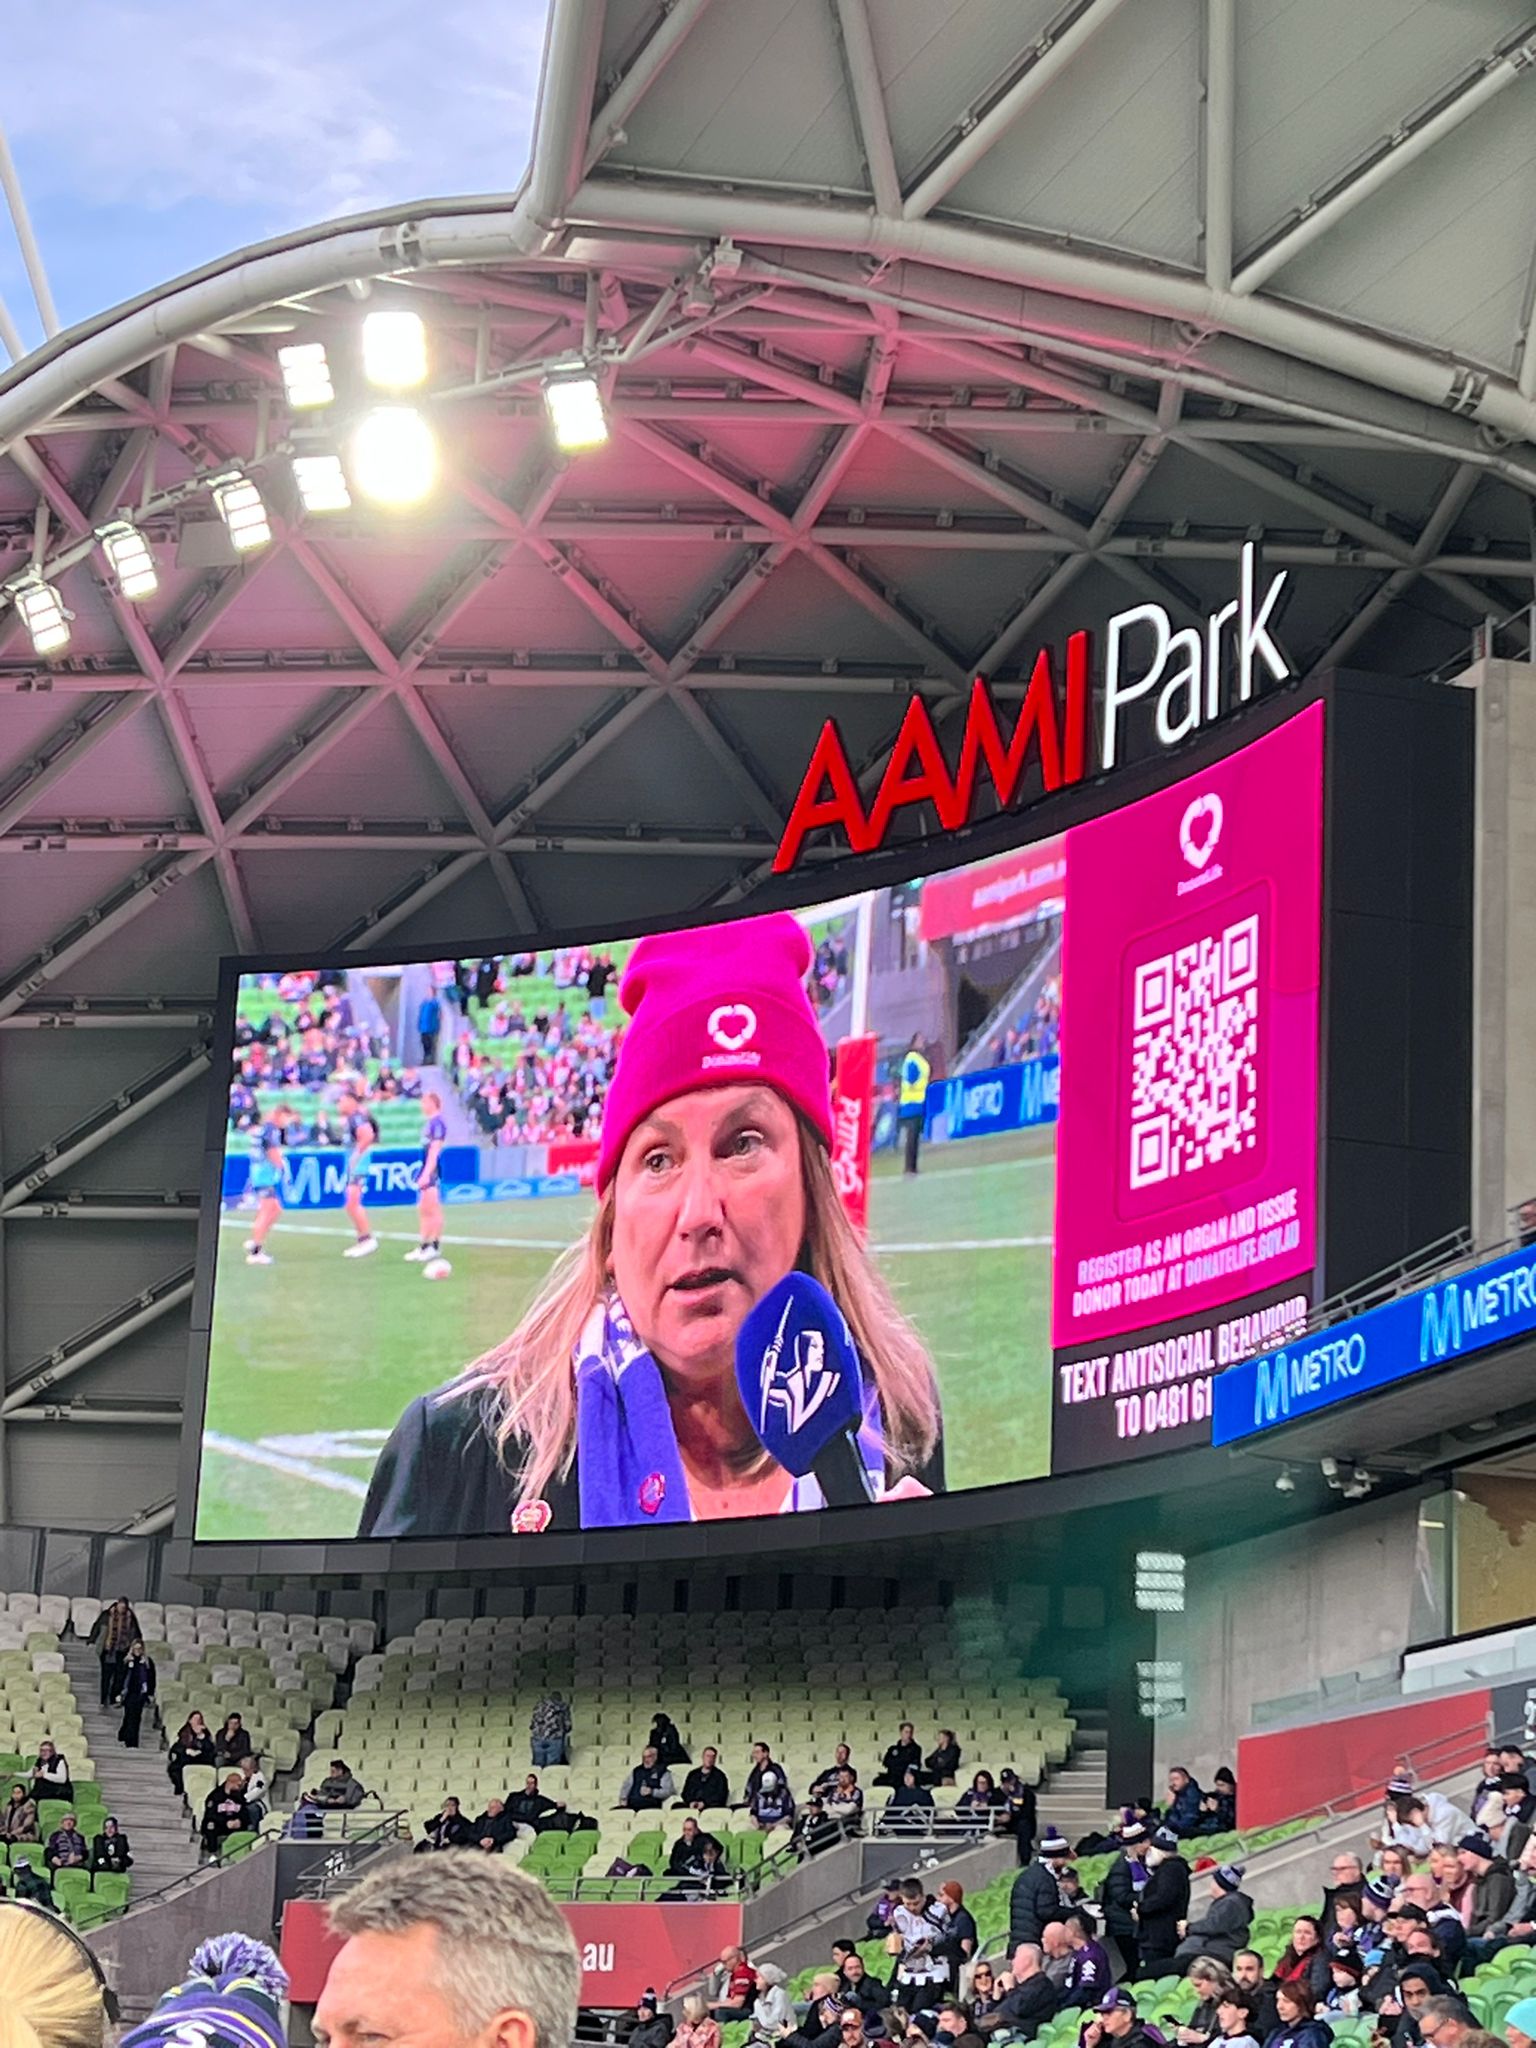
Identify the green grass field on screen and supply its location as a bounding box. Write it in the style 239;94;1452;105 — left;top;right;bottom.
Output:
197;1124;1056;1540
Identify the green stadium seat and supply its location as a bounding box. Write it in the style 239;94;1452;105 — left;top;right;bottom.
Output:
91;1871;131;1910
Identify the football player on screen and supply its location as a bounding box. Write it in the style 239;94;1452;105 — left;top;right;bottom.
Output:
337;1089;379;1259
406;1090;452;1280
242;1103;296;1266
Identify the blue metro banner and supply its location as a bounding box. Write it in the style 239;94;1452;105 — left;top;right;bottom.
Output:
1212;1240;1536;1445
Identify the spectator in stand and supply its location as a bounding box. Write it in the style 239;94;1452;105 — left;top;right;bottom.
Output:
785;1974;843;2048
1271;1919;1329;2001
935;2000;983;2048
617;1747;675;1811
1458;1832;1516;1935
1497;1778;1536;1862
821;1768;864;1836
999;1770;1039;1861
631;1992;675;2048
868;1876;902;1938
709;1947;758;2023
472;1798;517;1853
1138;1826;1194;1974
1504;2002;1536;2048
1040;1921;1074;1994
1099;1818;1147;1979
1376;1792;1436;1863
530;1690;572;1767
1197;1772;1238;1836
749;1768;796;1831
167;1713;215;1797
1321;1854;1366;1943
1394;1874;1466;1977
90;1817;131;1874
44;1814;88;1872
215;1714;253;1769
1498;1745;1535;1793
812;1745;856;1798
1059;1912;1113;2010
238;1754;268;1826
1177;1959;1236;2048
933;1882;977;1985
1233;1954;1280;2038
666;1816;721;1877
751;1965;793;2043
417;989;442;1065
1380;1848;1417;1886
201;1774;252;1858
117;1639;156;1748
958;1771;1005;1834
1322;1954;1364;2018
883;1766;937;1833
11;1855;53;1908
830;2010;873;2048
508;1774;565;1834
682;1747;730;1809
1415;2000;1482;2048
649;1714;690;1769
1011;1829;1072;1946
309;1760;367;1811
1215;1987;1262;2048
415;1798;476;1852
1175;1864;1254;1970
1386;1966;1466;2048
877;1725;924;1789
925;1732;962;1787
839;1952;888;2014
88;1596;140;1707
1081;1988;1156;2048
891;1877;948;2011
742;1744;787;1809
1263;1983;1330;2048
1;1780;38;1842
676;1995;721;2048
966;1961;1000;2029
31;1743;72;1806
1465;1834;1536;1962
1164;1768;1205;1838
977;1944;1056;2040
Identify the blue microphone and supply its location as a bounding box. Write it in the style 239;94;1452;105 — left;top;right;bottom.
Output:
734;1272;877;1507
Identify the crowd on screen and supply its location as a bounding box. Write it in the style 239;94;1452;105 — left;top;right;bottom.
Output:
228;974;399;1141
987;984;1061;1069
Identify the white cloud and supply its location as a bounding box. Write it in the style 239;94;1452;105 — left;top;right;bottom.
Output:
0;0;551;225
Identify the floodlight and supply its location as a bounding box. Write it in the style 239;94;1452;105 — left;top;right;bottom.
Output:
292;453;352;514
361;308;427;390
212;473;272;553
277;341;335;410
542;363;608;450
349;407;437;507
97;521;159;600
13;574;70;654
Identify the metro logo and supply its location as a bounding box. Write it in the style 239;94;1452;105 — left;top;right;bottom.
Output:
773;543;1289;872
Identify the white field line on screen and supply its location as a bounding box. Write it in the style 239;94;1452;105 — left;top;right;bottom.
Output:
202;1428;370;1498
216;1216;1049;1254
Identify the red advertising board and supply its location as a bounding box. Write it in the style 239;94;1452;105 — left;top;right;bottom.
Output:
281;1896;743;2008
830;1033;878;1237
918;837;1066;943
547;1138;599;1187
1235;1688;1491;1828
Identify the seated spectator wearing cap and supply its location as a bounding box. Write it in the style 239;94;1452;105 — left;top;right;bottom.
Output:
976;1943;1057;2041
1139;1827;1193;1975
1059;1913;1113;2012
1175;1863;1253;1970
883;1767;937;1833
1082;1987;1157;2048
877;1726;924;1791
1164;1769;1205;1839
1262;1981;1331;2048
1457;1831;1516;1936
1503;1999;1536;2048
924;1732;962;1788
44;1814;88;1872
1321;1953;1364;2017
1214;1986;1261;2048
749;1768;795;1831
618;1747;676;1812
1321;1854;1367;1943
1011;1831;1072;1947
1270;1918;1329;2002
1196;1772;1238;1837
414;1797;476;1853
1098;1819;1148;1979
681;1747;730;1810
11;1853;52;1907
360;916;945;1539
826;2007;875;2048
630;1992;675;2048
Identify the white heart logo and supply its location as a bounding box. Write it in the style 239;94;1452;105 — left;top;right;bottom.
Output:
707;1002;757;1053
1179;792;1223;870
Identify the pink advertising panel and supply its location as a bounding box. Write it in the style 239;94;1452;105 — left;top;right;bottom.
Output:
1049;703;1323;1469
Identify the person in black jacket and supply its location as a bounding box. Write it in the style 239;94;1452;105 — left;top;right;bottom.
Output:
999;1770;1040;1863
473;1797;518;1852
924;1731;962;1786
415;1798;476;1852
1010;1831;1072;1947
117;1641;156;1748
1083;1988;1159;2048
681;1748;730;1809
876;1724;924;1790
214;1715;252;1770
507;1774;567;1833
91;1816;132;1873
629;1994;674;2048
167;1713;215;1796
666;1816;722;1875
1138;1828;1193;1974
199;1776;252;1858
1099;1821;1147;1979
649;1714;690;1769
1260;1981;1332;2048
978;1943;1057;2041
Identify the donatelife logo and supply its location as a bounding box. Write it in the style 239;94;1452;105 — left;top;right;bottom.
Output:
1179;793;1223;869
772;540;1289;872
702;1000;761;1071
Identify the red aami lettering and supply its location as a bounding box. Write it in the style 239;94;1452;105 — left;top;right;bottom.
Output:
771;719;876;874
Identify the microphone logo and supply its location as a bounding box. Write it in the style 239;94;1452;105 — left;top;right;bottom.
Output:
758;1296;838;1436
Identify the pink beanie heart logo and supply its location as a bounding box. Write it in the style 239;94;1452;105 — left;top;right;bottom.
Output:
1179;791;1223;869
707;1002;758;1052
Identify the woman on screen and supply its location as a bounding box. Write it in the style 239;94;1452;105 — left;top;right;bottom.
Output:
359;913;943;1536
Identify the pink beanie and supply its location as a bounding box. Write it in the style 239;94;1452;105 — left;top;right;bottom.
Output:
596;913;833;1192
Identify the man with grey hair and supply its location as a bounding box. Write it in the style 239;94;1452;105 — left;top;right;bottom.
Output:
977;1944;1057;2040
1414;1998;1477;2048
315;1851;581;2048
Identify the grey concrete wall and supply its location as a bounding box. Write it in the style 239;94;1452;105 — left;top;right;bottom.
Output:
86;1844;279;2015
1152;1491;1425;1786
1466;658;1536;1241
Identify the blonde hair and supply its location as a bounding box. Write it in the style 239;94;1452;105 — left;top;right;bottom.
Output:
682;1995;709;2025
457;1111;941;1509
0;1905;106;2048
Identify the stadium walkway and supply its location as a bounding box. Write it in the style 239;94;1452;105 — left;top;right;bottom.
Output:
62;1639;196;1899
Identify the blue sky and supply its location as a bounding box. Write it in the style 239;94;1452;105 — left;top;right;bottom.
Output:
0;0;551;350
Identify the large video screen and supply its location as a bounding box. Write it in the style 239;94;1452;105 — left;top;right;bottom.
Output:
192;702;1324;1542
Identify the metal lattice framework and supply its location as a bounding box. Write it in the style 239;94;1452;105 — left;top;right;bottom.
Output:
0;0;1532;1527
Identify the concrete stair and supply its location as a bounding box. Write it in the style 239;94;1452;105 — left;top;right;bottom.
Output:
61;1640;198;1900
1039;1712;1113;1842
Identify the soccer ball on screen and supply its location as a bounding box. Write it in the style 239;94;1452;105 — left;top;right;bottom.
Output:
422;1257;453;1280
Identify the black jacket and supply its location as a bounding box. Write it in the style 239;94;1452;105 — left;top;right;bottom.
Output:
1010;1859;1065;1946
878;1738;924;1784
474;1809;519;1850
422;1809;477;1849
667;1831;721;1874
1099;1852;1139;1941
682;1765;729;1807
926;1740;962;1780
987;1974;1057;2043
508;1789;560;1830
91;1831;132;1872
1137;1855;1192;1955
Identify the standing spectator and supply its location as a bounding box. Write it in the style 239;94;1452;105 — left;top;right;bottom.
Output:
709;1948;757;2024
898;1036;932;1176
31;1743;72;1806
932;1881;977;1984
999;1770;1040;1862
1138;1826;1192;1974
88;1597;140;1708
200;1775;253;1858
648;1714;690;1769
168;1713;215;1797
117;1639;156;1748
877;1724;924;1789
1262;1984;1330;2048
891;1878;949;2012
618;1748;675;1811
1457;1832;1515;1935
676;1996;720;2048
1164;1768;1205;1838
1059;1912;1113;2010
978;1944;1057;2041
45;1814;88;1872
1175;1864;1253;1969
90;1817;131;1874
530;1691;571;1767
417;989;442;1065
1099;1818;1147;1979
214;1715;253;1770
415;1799;476;1852
682;1748;730;1809
925;1732;962;1787
1011;1830;1071;1946
1;1781;38;1843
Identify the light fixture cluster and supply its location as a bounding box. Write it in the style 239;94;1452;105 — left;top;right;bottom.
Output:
8;300;613;659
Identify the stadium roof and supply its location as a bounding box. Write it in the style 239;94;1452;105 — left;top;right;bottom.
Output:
0;0;1532;987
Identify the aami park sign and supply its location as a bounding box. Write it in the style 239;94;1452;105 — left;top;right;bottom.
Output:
773;542;1289;873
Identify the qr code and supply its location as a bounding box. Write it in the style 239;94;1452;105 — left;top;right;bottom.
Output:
1128;913;1259;1188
